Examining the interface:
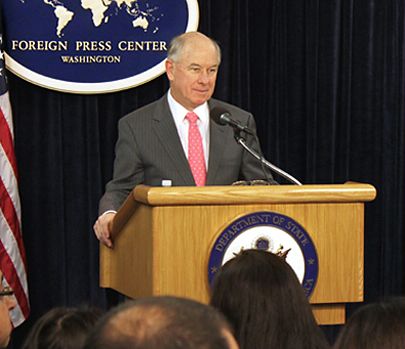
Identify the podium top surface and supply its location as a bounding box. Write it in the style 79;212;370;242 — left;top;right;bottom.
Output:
131;182;376;206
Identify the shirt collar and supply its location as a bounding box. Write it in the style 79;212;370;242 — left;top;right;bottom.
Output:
167;89;209;123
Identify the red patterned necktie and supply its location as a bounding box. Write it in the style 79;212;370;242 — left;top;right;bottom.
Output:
186;112;206;186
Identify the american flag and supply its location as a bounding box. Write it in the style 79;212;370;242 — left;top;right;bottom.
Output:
0;33;30;326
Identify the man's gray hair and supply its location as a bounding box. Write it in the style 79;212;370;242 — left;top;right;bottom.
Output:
167;32;222;64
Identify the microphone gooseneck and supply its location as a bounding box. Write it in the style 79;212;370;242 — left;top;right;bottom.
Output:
210;107;302;185
234;133;302;185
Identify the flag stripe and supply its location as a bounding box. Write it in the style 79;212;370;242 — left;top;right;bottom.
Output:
0;144;21;219
0;37;30;326
0;211;28;292
0;140;21;212
0;254;29;326
0;180;30;325
0;177;27;267
0;94;17;176
0;238;29;315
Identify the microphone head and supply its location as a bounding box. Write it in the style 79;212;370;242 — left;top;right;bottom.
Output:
210;107;231;126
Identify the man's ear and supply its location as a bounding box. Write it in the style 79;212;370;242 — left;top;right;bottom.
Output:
165;59;175;81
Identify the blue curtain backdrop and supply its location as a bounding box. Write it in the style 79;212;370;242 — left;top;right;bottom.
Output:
1;0;404;346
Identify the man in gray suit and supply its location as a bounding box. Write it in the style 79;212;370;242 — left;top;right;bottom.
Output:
94;31;275;247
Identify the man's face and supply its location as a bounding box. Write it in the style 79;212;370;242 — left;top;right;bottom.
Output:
0;271;16;348
166;37;219;111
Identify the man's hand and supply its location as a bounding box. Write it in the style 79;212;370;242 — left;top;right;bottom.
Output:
93;212;116;248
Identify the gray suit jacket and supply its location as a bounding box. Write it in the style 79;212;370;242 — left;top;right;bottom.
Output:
99;95;275;213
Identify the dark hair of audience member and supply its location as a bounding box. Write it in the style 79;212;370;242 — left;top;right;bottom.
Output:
333;297;405;349
210;249;329;349
83;296;237;349
21;306;103;349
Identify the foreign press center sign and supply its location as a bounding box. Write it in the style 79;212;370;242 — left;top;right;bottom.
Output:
2;0;199;94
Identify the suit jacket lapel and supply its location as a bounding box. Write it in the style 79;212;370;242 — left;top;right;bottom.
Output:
206;102;227;184
152;96;195;185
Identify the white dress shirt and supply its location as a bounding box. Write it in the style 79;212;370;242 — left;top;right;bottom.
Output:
167;90;210;168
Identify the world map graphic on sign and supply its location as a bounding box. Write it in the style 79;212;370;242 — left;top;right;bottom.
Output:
2;0;199;93
44;0;162;38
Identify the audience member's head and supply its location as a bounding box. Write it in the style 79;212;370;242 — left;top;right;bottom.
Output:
21;306;103;349
84;296;239;349
0;270;16;348
333;297;405;349
210;249;329;349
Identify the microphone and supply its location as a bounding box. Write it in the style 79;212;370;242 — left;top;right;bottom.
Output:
210;107;255;135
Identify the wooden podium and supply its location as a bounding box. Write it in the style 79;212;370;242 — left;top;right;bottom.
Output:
100;183;376;325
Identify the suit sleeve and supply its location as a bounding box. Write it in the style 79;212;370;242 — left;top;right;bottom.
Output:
98;117;145;214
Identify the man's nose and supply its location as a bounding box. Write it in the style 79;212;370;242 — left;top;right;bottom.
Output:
198;71;211;83
5;296;17;311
